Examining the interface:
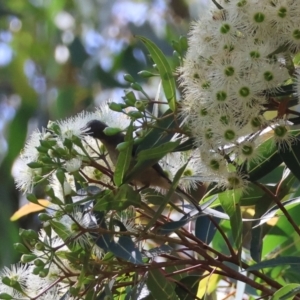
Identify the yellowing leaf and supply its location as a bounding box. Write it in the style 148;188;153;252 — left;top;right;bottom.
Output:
10;199;50;221
197;271;220;298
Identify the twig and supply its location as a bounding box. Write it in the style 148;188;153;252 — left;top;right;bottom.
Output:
255;182;300;236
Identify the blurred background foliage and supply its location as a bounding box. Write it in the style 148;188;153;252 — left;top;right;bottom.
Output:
0;0;208;268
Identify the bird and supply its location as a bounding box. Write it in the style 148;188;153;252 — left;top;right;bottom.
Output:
85;119;201;211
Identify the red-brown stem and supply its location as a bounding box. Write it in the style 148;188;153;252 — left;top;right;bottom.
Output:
255;182;300;236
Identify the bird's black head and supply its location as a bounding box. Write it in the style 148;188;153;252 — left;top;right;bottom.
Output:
85;119;124;145
85;120;108;140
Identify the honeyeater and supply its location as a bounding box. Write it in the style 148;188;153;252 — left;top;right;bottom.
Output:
85;119;201;211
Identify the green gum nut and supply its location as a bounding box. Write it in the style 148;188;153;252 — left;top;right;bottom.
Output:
103;127;122;136
123;74;135;83
135;100;145;111
124;91;137;105
138;70;156;78
109;102;123;112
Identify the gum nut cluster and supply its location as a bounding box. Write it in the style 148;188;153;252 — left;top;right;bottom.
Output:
179;0;300;190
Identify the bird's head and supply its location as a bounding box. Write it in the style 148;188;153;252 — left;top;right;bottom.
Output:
85;120;124;145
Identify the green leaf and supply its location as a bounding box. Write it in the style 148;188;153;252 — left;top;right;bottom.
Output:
1;276;24;294
219;189;242;249
147;269;178;300
110;237;143;265
273;284;300;300
136;36;177;111
195;215;218;245
250;226;263;263
0;293;13;300
239;135;282;181
136;109;179;154
253;197;300;228
239;183;266;206
157;215;191;234
261;204;300;259
173;138;195;152
250;191;273;262
279;131;300;181
114;123;134;186
93;185;141;211
137;140;180;161
125;140;180;183
247;256;300;271
175;275;202;300
56;168;65;186
50;220;71;242
142;189;166;205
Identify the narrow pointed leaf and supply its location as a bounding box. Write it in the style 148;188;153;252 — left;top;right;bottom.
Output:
93;185;141;211
0;293;13;300
278;131;300;181
219;189;243;249
147;269;178;299
114;123;134;186
250;191;273;262
94;231;114;251
136;109;178;154
247;256;300;271
137;36;177;111
110;236;144;265
157;215;191;234
137;140;180;161
273;284;300;300
253;197;300;228
195;215;218;245
175;276;201;300
50;220;71;243
173;138;195;152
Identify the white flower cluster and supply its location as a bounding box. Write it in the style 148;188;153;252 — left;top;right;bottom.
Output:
180;0;300;189
0;236;89;299
13;103;131;195
0;201;107;299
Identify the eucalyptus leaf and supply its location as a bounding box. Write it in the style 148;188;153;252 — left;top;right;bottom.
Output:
247;257;300;271
175;275;201;300
219;189;243;249
157;214;191;234
253;197;300;228
250;188;274;262
137;36;177;111
110;236;144;265
136;109;179;154
195;215;218;245
93;185;141;211
279;131;300;182
137;140;180;161
147;269;178;300
114;122;134;186
173;138;195;152
272;284;300;300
